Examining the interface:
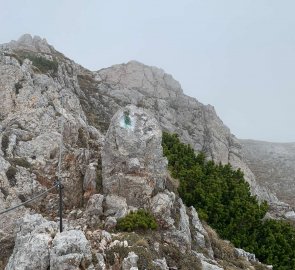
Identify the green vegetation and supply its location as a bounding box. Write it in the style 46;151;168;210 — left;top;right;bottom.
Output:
28;54;58;74
6;166;17;187
1;134;9;156
18;51;58;75
162;132;295;270
116;209;158;232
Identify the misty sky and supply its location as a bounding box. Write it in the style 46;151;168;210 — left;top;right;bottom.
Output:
1;0;294;142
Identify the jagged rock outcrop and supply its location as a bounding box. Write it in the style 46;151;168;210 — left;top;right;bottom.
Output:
50;230;94;270
2;34;53;54
5;214;57;270
122;252;139;270
5;214;94;270
0;34;274;269
241;139;295;210
101;105;207;256
102;105;167;207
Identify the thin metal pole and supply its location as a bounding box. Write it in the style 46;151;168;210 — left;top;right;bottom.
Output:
58;181;63;232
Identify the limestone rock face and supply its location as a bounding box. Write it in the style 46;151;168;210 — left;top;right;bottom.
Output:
0;34;104;239
102;105;167;207
85;193;104;227
122;251;139;270
150;190;175;227
50;230;94;270
104;194;128;218
5;214;58;270
189;206;213;256
5;214;94;270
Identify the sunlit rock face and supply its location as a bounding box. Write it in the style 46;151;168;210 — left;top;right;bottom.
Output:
101;104;168;208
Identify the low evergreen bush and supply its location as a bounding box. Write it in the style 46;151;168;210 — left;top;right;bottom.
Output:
162;132;295;270
18;51;58;75
116;209;158;232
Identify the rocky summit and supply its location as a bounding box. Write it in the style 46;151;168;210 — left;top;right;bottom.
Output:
0;34;284;269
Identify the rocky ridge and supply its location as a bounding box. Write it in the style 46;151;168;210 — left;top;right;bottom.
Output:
0;34;277;269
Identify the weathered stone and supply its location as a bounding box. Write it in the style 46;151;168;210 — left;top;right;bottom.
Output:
189;206;213;257
284;211;295;221
178;199;191;246
3;213;96;270
150;190;175;227
85;194;104;217
122;251;139;270
83;163;97;199
8;34;53;54
152;258;169;270
102;105;168;208
235;248;257;262
50;230;94;270
201;261;224;270
104;194;128;218
5;214;58;270
6;233;51;270
193;252;223;270
101;230;112;243
95;253;106;270
104;216;117;229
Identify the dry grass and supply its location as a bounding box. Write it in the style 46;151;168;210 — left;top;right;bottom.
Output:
165;172;179;193
204;224;253;270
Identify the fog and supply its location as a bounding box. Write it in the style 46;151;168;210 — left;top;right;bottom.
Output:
1;0;294;142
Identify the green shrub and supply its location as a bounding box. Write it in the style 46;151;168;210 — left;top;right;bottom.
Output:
6;166;17;187
162;132;295;270
17;51;58;75
116;209;158;232
1;134;9;156
30;55;58;74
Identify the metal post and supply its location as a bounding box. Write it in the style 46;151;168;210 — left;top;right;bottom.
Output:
58;180;63;232
55;179;63;233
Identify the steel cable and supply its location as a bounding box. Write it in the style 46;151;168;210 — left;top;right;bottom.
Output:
0;184;57;215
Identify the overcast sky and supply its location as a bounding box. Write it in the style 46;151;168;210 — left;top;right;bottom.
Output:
1;0;294;142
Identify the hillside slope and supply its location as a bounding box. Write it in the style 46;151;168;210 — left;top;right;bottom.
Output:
0;34;278;269
241;139;295;210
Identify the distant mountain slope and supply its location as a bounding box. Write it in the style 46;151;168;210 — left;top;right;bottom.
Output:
240;139;295;208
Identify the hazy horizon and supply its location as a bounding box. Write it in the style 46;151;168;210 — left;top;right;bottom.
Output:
1;0;294;143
